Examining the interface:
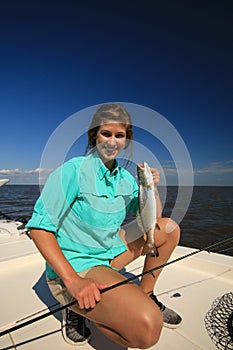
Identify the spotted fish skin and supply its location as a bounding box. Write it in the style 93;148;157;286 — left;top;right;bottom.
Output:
137;162;159;258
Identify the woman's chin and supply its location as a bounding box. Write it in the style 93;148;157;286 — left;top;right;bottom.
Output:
99;150;118;163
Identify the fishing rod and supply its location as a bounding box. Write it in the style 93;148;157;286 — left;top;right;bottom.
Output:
100;236;233;293
1;236;233;337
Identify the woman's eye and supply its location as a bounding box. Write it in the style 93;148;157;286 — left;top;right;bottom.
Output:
100;131;126;138
101;132;111;137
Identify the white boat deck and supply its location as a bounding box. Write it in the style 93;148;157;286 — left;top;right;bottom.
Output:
0;242;232;350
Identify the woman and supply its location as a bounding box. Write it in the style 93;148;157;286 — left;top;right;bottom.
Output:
26;103;181;348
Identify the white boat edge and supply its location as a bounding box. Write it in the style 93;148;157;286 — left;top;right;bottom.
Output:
0;179;9;187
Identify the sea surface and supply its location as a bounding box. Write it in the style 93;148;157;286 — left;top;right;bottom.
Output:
0;185;232;256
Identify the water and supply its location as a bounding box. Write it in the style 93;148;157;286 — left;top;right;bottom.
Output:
0;185;232;256
0;185;40;223
163;186;233;255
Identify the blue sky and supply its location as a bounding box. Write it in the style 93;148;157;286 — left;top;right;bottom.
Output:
0;0;232;185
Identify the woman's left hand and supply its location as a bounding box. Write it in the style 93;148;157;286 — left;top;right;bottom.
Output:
150;168;160;185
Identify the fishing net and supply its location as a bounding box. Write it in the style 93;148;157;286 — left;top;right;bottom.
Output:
205;292;233;350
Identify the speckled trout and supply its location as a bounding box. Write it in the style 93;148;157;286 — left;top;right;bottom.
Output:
137;162;159;257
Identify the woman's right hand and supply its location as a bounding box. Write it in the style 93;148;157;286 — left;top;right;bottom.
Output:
65;275;108;310
29;230;107;309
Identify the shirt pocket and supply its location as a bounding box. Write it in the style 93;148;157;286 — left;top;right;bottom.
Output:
77;190;132;229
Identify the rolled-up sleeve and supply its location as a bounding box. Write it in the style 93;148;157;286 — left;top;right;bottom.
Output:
26;161;79;233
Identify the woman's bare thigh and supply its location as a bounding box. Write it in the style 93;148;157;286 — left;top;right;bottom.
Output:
71;266;162;340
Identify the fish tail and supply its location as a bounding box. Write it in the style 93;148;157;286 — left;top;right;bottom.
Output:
142;243;159;257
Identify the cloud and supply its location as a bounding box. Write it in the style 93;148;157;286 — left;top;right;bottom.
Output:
0;168;53;184
1;161;233;185
161;160;233;175
161;160;193;175
159;160;233;185
193;161;233;185
25;168;53;174
194;161;233;174
0;168;21;174
0;168;53;175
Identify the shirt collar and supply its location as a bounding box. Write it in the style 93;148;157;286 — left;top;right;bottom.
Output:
91;151;119;180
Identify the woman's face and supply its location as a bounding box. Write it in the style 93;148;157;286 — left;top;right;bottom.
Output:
96;122;127;165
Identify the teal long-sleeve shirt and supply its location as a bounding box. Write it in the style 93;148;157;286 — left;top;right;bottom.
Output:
26;152;139;278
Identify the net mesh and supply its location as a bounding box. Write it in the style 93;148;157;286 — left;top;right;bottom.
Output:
205;292;233;350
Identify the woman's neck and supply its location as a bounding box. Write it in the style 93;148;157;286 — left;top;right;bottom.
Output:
95;150;116;172
105;159;116;172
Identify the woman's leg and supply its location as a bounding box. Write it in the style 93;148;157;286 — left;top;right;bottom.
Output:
111;217;182;330
111;217;180;294
71;266;163;348
54;217;179;347
140;217;180;293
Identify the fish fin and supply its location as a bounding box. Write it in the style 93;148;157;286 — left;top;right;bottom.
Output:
136;212;145;233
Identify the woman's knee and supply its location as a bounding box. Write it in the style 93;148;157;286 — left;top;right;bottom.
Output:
158;217;180;245
128;309;163;348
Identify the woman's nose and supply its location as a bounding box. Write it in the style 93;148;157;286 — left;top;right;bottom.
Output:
107;136;117;146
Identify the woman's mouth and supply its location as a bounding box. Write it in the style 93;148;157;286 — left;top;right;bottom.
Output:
105;146;117;155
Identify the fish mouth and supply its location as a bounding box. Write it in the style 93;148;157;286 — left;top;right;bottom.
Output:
137;162;147;175
137;163;145;169
137;162;153;185
137;162;150;170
